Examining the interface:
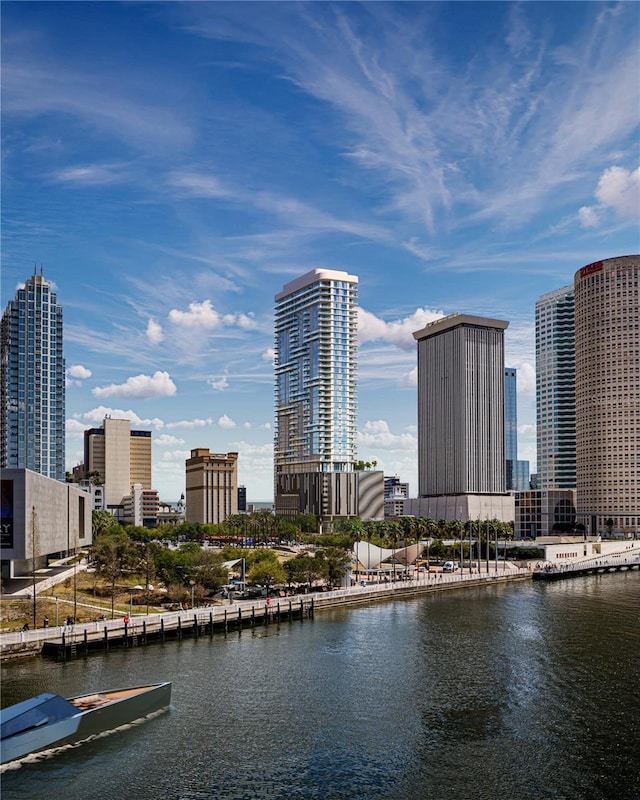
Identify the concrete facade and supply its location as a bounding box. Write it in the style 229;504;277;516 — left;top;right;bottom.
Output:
83;418;153;510
275;470;384;526
0;469;92;580
574;255;639;536
404;494;514;524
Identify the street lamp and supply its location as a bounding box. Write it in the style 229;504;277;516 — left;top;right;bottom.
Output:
190;579;195;609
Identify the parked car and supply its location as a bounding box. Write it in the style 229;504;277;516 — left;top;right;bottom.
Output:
442;561;460;573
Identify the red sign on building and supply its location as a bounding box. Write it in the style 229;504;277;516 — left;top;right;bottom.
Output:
579;261;603;279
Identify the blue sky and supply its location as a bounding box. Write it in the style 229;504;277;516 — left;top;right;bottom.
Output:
2;2;639;502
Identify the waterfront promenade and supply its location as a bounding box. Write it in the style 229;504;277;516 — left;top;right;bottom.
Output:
0;564;529;660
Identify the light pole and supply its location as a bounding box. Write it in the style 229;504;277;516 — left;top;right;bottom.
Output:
190;579;195;609
129;591;133;619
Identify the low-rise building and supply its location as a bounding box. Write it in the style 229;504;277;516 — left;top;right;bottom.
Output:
0;469;93;580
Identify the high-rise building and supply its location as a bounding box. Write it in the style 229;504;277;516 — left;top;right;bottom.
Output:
83;417;152;510
535;286;575;489
273;269;382;527
574;255;639;536
274;268;358;477
406;314;513;522
185;448;238;524
505;367;530;491
1;270;65;481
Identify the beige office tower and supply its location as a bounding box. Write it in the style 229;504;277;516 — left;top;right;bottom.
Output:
84;418;152;507
574;255;639;536
185;448;238;524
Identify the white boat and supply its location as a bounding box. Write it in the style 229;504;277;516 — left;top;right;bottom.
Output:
0;682;171;764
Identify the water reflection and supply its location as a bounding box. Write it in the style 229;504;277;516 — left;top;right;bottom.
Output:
2;575;639;800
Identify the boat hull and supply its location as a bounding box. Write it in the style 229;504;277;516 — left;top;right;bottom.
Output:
1;682;171;764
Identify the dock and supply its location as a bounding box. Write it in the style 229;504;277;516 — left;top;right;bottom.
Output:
533;549;640;581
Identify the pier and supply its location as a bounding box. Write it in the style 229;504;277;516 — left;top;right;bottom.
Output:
533;549;640;581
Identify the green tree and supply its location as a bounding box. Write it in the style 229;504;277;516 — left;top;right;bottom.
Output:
92;509;120;538
316;547;351;589
91;530;136;618
247;558;286;595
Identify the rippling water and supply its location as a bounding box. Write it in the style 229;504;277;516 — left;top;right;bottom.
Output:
2;574;639;800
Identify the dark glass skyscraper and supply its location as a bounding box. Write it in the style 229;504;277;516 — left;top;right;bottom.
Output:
1;271;65;480
505;367;530;491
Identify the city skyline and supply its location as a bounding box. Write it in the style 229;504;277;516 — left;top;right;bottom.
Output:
2;3;639;500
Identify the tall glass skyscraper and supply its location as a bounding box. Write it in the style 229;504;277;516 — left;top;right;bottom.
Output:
535;286;575;489
1;271;65;481
274;269;358;477
505;367;530;491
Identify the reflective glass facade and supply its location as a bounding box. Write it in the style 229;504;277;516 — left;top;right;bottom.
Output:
274;269;358;476
1;273;65;481
535;286;575;489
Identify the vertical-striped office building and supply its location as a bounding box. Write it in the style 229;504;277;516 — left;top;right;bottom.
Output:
413;314;509;498
574;255;639;536
1;271;65;481
535;286;576;489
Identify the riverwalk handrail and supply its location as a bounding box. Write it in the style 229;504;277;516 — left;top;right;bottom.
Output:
535;549;640;574
0;566;526;650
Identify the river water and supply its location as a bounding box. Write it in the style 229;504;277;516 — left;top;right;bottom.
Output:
2;574;639;800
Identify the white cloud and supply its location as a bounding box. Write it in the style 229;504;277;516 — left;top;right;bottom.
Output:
93;370;177;400
262;347;276;362
161;449;192;462
78;406;165;429
518;423;536;436
68;364;92;379
54;163;127;185
166;417;213;429
218;414;236;429
66;419;90;439
167;171;231;198
579;165;639;228
146;318;164;345
168;300;222;328
359;307;443;351
243;421;252;429
515;362;536;400
357;420;417;451
578;206;600;228
595;165;639;218
208;375;229;391
168;300;257;330
154;434;185;446
399;367;417;388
